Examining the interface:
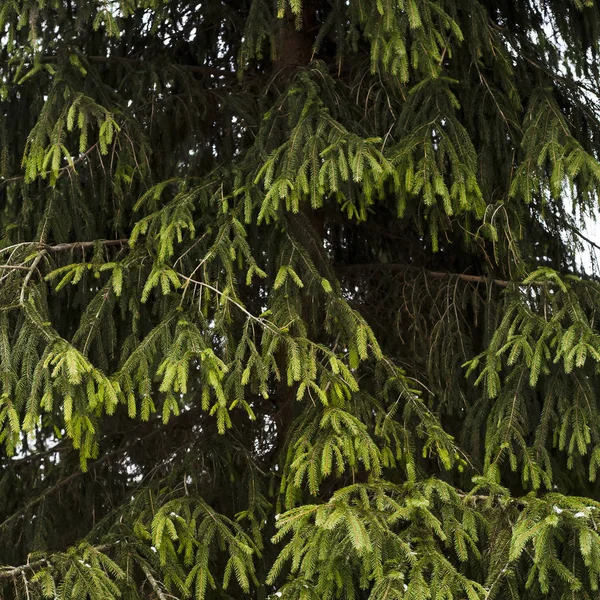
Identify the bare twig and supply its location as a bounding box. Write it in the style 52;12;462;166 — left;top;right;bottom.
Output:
20;251;46;303
0;265;31;271
178;272;283;334
140;562;169;600
570;225;600;254
41;239;129;254
0;239;129;258
0;557;49;579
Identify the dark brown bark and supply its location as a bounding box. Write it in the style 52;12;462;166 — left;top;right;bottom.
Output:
271;2;319;461
273;2;317;70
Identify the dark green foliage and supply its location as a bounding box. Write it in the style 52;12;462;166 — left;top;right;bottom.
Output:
2;0;600;598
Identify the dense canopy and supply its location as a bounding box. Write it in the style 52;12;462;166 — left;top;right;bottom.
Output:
3;0;600;598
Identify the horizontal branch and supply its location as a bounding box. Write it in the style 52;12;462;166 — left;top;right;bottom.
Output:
0;265;30;271
338;263;512;287
0;544;111;579
0;239;129;256
1;239;589;291
82;55;235;78
42;239;129;253
1;240;506;285
6;439;70;467
0;556;48;579
3;55;236;79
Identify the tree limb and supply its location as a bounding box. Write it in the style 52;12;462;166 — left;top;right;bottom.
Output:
3;55;236;79
338;263;512;287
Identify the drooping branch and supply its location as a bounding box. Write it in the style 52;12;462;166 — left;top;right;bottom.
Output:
0;142;100;187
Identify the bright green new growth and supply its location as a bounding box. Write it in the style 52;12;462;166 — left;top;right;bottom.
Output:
1;0;600;598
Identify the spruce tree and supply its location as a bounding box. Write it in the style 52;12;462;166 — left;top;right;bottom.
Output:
3;0;600;598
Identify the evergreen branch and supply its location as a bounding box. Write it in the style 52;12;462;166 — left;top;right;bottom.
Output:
3;4;600;594
0;470;90;534
2;241;588;300
0;239;129;257
83;55;235;78
569;224;600;254
0;556;48;579
338;263;511;286
340;263;594;288
0;545;111;579
0;143;100;187
1;248;570;293
3;440;70;468
0;407;203;533
178;273;283;334
4;56;236;78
